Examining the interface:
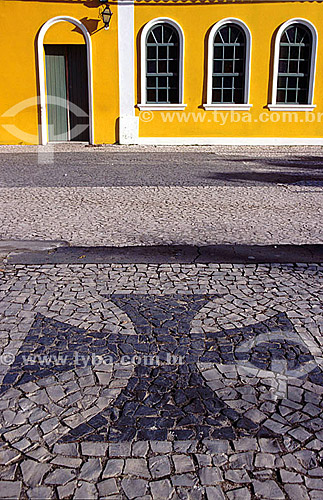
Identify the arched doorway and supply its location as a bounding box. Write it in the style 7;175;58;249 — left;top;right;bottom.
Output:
37;16;94;145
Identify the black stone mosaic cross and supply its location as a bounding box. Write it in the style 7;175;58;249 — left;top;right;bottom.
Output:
0;294;321;442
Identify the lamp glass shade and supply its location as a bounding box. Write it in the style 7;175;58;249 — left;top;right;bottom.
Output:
102;6;112;28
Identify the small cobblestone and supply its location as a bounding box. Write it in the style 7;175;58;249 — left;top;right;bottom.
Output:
253;480;285;499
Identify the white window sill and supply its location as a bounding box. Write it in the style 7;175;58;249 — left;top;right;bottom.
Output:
137;104;187;111
268;104;316;112
203;104;253;111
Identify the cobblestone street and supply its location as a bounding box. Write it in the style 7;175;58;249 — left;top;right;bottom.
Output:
0;145;322;246
0;262;322;499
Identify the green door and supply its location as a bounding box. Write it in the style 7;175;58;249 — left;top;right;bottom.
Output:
45;45;89;142
45;45;69;142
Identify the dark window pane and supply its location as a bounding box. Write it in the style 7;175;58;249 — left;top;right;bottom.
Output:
168;88;179;103
287;89;297;102
281;33;288;44
235;46;245;59
224;60;234;73
299;60;308;75
298;76;308;90
224;46;234;59
235;59;244;73
234;88;243;103
152;26;162;43
147;76;156;88
212;76;222;88
168;76;177;89
220;26;229;43
158;46;167;59
158;60;167;73
147;46;156;59
147;89;156;102
214;46;223;59
279;60;288;73
280;46;289;59
158;76;167;88
223;76;232;88
168;59;178;74
290;46;299;59
158;89;167;102
230;26;241;43
297;28;308;44
214;60;223;73
164;26;176;43
147;60;156;73
288;27;296;43
212;89;222;102
223;89;233;102
277;89;286;103
297;89;308;104
147;33;155;44
277;76;287;89
288;76;298;89
169;46;178;59
235;76;244;89
288;60;298;74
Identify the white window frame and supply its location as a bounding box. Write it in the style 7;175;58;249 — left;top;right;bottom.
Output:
138;17;186;110
268;18;318;111
203;18;252;111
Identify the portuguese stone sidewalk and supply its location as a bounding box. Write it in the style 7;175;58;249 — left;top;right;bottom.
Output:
0;261;322;499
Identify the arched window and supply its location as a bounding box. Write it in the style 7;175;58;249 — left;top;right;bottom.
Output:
270;19;317;110
277;25;311;104
204;19;252;110
213;24;245;104
139;18;185;110
146;23;179;104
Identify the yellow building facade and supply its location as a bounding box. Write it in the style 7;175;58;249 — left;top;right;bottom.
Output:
1;0;322;145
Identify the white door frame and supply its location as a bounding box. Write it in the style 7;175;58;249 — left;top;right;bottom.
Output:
37;15;94;145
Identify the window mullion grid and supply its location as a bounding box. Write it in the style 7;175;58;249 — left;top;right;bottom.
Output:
146;24;180;105
166;44;170;103
297;54;302;104
155;44;159;104
232;42;236;103
285;75;289;103
286;44;291;103
277;25;312;105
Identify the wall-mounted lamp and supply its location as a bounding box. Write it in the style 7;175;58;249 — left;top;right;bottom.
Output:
100;4;113;31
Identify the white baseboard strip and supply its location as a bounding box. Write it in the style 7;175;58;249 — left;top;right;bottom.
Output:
137;137;323;146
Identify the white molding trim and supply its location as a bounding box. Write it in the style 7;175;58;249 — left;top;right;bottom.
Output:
140;17;185;107
37;16;94;146
268;104;316;111
138;136;323;146
118;0;139;144
138;104;187;110
203;104;252;111
269;18;318;108
206;18;252;108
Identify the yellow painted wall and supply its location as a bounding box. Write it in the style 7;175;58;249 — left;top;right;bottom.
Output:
1;1;323;143
0;0;119;144
135;2;323;138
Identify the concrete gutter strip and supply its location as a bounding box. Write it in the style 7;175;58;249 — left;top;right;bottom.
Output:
3;243;323;265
